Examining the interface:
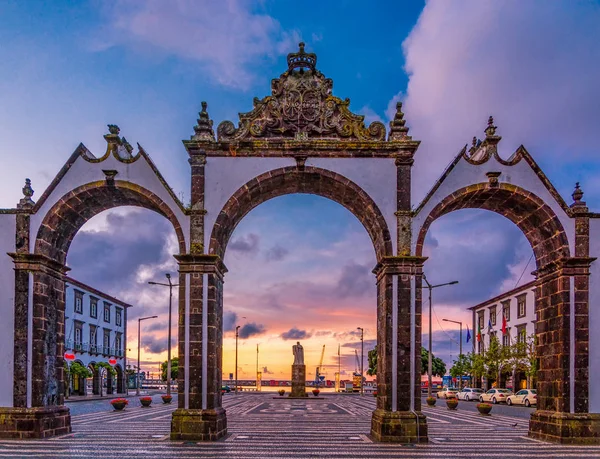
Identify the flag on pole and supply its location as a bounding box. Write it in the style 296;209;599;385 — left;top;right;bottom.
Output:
466;325;471;343
338;343;340;356
501;315;507;335
477;324;482;342
488;318;493;332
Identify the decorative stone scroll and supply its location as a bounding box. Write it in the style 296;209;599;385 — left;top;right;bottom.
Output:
217;43;386;142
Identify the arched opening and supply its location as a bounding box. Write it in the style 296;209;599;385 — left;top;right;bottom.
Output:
415;183;576;428
14;180;185;412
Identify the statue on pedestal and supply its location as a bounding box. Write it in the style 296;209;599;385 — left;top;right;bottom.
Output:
292;341;304;365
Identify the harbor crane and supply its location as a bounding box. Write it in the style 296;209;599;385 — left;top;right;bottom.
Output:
315;345;326;388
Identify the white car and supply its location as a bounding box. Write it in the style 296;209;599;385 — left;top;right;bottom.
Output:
436;387;459;399
479;388;513;404
506;389;537;407
457;387;484;401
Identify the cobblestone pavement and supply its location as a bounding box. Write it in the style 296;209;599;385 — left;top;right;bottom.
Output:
1;393;600;458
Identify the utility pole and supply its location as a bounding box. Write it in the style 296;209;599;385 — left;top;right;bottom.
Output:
443;318;463;388
422;274;459;398
256;343;259;391
235;325;240;394
357;327;364;396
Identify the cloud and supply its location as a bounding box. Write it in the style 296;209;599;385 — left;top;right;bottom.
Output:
402;0;600;202
265;245;289;262
223;311;238;332
95;0;299;89
144;322;168;333
238;322;266;339
342;339;377;351
336;262;372;298
142;335;168;354
280;327;313;341
229;233;260;255
262;366;274;375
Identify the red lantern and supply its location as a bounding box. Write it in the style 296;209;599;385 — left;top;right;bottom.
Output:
64;353;75;361
108;358;117;365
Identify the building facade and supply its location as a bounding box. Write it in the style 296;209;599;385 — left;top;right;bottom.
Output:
469;280;537;390
64;276;130;396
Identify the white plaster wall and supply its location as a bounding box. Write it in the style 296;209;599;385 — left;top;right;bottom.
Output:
412;156;575;256
204;157;295;250
29;153;189;253
588;218;600;413
204;157;397;255
0;214;16;407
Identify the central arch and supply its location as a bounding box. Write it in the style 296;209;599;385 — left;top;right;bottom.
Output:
209;166;393;260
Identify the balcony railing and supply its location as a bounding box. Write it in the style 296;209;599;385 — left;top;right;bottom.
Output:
64;340;123;358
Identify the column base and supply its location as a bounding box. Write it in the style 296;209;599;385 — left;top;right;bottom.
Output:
370;409;428;443
290;364;307;397
170;408;227;441
529;410;600;444
0;406;71;439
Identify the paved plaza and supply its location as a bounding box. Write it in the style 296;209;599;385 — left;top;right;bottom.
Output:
0;394;599;458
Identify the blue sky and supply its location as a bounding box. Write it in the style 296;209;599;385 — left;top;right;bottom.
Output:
2;0;599;377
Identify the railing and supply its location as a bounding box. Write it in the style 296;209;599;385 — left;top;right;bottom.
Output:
64;340;123;358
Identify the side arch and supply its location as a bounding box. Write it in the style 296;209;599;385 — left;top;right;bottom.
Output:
34;180;186;265
415;182;571;268
208;166;393;261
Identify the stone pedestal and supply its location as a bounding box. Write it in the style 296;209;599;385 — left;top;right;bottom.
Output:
0;406;71;439
170;407;227;441
370;409;427;443
290;364;307;398
529;411;600;444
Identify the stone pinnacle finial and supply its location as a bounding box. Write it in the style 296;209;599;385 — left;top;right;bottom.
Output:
485;115;497;137
107;124;120;135
18;178;35;209
572;182;584;204
192;101;215;141
388;101;410;140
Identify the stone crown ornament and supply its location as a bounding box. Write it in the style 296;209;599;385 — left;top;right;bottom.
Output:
216;43;386;142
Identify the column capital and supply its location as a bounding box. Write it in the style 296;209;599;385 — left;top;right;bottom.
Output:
174;254;228;279
8;252;70;277
372;256;427;279
533;256;597;280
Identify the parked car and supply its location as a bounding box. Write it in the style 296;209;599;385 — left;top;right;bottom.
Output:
221;385;231;394
506;389;537;407
479;388;513;404
457;387;484;401
436;387;459;399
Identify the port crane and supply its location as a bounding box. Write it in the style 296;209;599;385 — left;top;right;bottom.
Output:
315;345;326;388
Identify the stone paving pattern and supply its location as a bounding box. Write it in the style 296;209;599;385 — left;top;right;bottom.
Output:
1;394;600;458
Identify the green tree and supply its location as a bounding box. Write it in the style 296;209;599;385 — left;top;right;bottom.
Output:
449;354;471;386
469;352;485;384
367;349;377;376
161;357;179;381
421;347;446;377
64;361;93;399
483;335;510;385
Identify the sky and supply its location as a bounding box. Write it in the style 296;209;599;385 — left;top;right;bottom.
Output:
2;0;600;379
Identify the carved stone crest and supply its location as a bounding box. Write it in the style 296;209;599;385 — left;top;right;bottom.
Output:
217;43;386;142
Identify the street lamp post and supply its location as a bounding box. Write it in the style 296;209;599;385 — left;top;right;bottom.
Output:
357;327;364;396
136;315;158;396
422;274;458;398
235;325;240;394
442;318;463;388
148;274;179;397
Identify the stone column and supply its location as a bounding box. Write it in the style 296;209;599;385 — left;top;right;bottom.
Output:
370;256;427;443
529;257;600;444
0;253;71;439
290;365;307;397
171;254;227;441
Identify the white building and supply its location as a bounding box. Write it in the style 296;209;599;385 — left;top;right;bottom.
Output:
468;279;537;389
64;276;131;396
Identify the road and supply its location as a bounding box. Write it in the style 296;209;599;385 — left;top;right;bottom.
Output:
421;395;534;419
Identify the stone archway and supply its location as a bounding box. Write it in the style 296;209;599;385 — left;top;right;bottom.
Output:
414;182;596;443
6;180;186;438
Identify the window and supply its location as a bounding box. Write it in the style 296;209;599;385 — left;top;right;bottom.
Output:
517;294;527;318
477;312;484;330
490;305;497;326
89;325;97;353
90;297;98;319
104;302;111;323
103;329;110;354
74;322;83;350
502;333;510;347
115;333;122;356
74;290;83;314
478;341;483;354
502;300;511;322
517;325;527;344
116;308;122;327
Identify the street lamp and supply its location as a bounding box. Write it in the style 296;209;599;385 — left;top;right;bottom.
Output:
357;327;364;396
422;274;458;398
235;325;240;394
442;318;463;389
148;273;179;397
136;315;158;395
